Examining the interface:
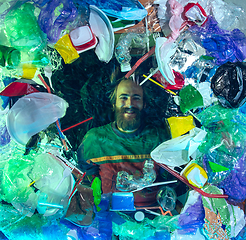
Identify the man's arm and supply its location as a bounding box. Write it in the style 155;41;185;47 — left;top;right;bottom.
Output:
77;141;99;176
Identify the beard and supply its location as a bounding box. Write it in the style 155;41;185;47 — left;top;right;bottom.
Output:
115;106;143;131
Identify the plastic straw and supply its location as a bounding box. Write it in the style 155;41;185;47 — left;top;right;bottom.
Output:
61;117;93;132
157;162;228;199
125;46;156;79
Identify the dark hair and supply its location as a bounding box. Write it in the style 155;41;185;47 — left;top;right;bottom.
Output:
109;76;147;106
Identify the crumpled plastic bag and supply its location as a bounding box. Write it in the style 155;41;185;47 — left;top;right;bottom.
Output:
188;16;246;65
211;61;246;108
178;191;205;235
6;92;68;145
218;150;246;204
151;127;207;167
201;185;245;239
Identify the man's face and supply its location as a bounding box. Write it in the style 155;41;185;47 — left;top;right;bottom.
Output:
114;80;144;132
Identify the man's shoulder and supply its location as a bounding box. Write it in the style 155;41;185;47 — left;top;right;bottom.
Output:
143;122;171;141
84;122;112;137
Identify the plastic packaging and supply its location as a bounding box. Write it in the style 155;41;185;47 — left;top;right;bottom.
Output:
178;84;204;113
69;25;97;54
181;162;208;189
4;3;47;52
115;32;148;72
218;150;246;203
178;191;205;235
116;159;156;191
54;34;80;64
156;186;176;211
201;185;245;239
151;127;207;167
73;0;147;21
6;92;68;145
0;45;20;69
167;116;195;138
0;125;11;146
38;0;77;43
211;61;246;108
188;16;246;65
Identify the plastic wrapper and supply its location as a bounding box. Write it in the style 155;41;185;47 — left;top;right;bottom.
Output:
38;0;86;44
115;31;148;72
0;121;11;147
188;16;246;65
65;185;94;227
113;212;178;240
73;0;147;21
178;191;205;235
201;185;245;239
211;61;246;108
198;104;246;184
151;127;207;167
6;92;68;145
0;152;35;204
4;3;47;52
178;84;204;113
0;203;69;240
169;32;207;75
210;0;246;34
218;149;246;203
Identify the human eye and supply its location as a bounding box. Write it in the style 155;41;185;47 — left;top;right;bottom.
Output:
119;95;128;100
133;96;141;101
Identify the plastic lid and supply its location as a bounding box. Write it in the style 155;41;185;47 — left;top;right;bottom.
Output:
134;211;145;221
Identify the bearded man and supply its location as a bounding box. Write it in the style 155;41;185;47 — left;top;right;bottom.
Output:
77;77;171;207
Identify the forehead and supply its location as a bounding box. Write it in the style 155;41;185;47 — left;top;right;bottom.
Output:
116;80;143;97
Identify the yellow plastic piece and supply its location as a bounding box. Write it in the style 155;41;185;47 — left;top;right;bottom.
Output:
54;34;79;64
182;163;208;188
167;115;195;138
22;64;37;79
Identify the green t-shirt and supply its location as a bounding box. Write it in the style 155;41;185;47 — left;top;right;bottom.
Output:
77;121;171;206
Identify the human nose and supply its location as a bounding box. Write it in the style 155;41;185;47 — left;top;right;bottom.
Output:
125;97;133;108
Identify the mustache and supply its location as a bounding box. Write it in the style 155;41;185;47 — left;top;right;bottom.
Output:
118;107;140;114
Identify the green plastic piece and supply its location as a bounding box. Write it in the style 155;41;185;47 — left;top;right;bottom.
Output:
4;3;47;52
208;161;229;172
91;177;102;212
179;84;203;113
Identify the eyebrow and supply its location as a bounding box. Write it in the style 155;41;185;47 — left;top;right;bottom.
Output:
119;94;142;98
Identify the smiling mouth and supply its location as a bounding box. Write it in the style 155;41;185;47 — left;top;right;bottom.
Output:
124;109;136;114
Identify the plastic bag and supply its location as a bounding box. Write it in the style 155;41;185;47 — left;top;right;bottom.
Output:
4;3;47;52
73;0;147;21
151;127;207;167
211;61;246;108
218;149;246;203
188;16;246;65
178;191;205;235
6;92;68;145
201;185;245;239
38;0;78;43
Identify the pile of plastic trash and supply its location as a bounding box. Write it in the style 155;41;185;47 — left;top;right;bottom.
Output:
0;0;246;239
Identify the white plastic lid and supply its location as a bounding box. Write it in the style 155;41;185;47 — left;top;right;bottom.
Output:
134;211;145;221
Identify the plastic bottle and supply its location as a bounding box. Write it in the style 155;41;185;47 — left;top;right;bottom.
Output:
116;159;157;191
156;186;177;211
115;32;148;72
